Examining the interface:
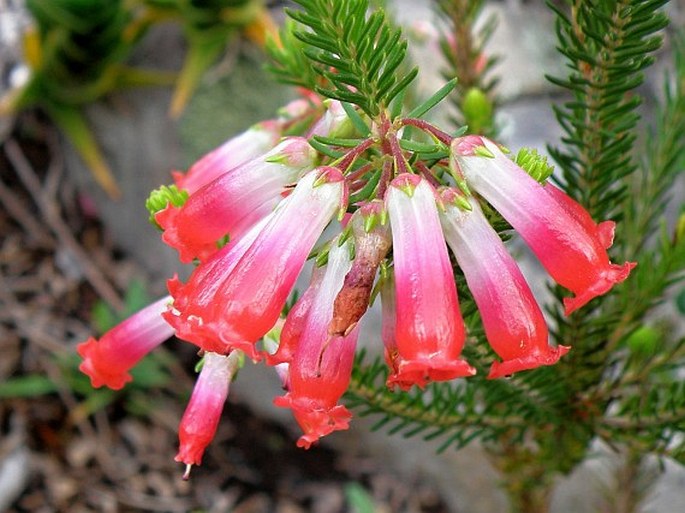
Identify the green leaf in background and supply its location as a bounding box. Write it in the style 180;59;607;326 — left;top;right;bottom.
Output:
344;482;377;513
0;375;58;398
676;288;685;316
91;278;152;333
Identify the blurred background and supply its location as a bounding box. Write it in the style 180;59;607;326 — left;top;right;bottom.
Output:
1;0;684;512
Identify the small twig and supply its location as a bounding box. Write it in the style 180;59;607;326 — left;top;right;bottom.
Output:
334;137;375;172
400;118;453;145
387;132;411;175
0;177;54;244
0;281;119;474
3;138;124;311
43;128;64;201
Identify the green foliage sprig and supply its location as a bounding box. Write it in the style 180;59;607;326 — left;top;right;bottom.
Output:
269;0;418;118
546;0;669;219
435;0;499;136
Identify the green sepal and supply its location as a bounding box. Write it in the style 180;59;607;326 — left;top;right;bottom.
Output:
473;145;495;158
145;184;189;228
396;180;416;198
445;192;473;212
515;147;555;183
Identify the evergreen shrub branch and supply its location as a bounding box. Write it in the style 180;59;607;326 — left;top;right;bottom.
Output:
546;0;668;220
270;0;418;117
435;0;500;136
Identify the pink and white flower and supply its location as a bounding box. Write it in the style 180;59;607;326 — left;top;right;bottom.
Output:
385;174;475;389
77;296;174;390
164;167;347;360
439;188;570;378
274;237;357;448
158;137;317;263
173;121;282;194
176;351;241;478
451;136;636;315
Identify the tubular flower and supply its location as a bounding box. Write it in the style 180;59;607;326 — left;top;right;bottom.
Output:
274;237;357;449
164;217;268;359
176;351;241;479
450;136;636;315
439;189;570;378
173;121;282;194
164;167;347;360
306;100;352;138
77;296;174;390
385;174;475;389
268;266;325;366
157;137;317;263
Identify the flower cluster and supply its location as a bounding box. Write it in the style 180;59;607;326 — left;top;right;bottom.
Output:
78;97;635;475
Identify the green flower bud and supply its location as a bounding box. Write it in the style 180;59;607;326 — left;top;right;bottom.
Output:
624;325;660;357
461;87;493;135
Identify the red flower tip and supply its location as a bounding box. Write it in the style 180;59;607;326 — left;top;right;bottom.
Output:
563;260;637;315
77;337;133;390
175;430;212;468
77;296;173;390
487;344;571;379
155;205;207;264
273;395;352;449
386;357;476;391
175;352;238;470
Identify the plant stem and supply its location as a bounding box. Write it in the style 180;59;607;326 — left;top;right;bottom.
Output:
488;443;554;513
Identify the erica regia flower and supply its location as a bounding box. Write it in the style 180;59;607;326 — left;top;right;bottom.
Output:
274;237;358;448
157;137;317;263
439;189;570;378
164;167;347;360
176;351;242;479
173;121;282;194
77;296;174;390
385;174;475;389
451;136;636;315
